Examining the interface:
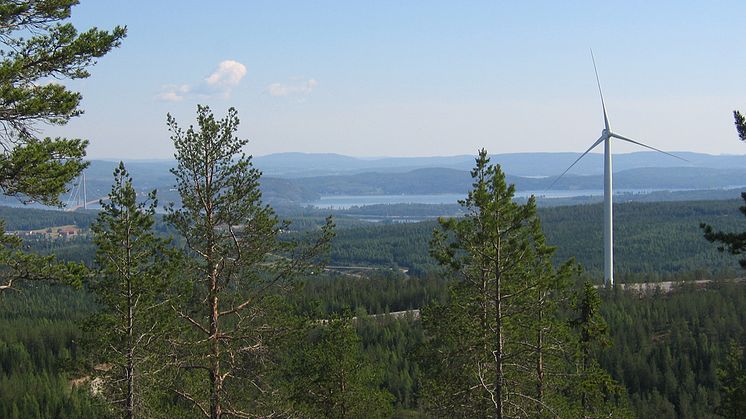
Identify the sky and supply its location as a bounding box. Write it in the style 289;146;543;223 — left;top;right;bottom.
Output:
40;1;746;159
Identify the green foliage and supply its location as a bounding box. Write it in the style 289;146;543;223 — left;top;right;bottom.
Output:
421;149;592;417
281;318;394;418
716;341;746;418
600;282;746;417
0;205;96;231
292;271;447;317
701;110;746;268
6;198;742;281
165;105;335;417
0;283;107;418
356;316;423;411
734;110;746;143
86;163;181;417
566;281;629;417
701;193;746;268
0;220;87;291
0;0;125;204
322;199;743;280
0;0;125;314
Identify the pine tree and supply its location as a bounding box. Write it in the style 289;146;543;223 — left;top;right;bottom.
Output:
87;163;179;418
0;0;125;204
164;105;334;418
422;149;577;418
0;0;126;292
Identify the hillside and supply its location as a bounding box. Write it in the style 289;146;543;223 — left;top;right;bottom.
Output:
9;199;744;281
7;154;745;209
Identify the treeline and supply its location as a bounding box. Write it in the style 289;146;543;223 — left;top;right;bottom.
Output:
541;200;744;279
292;271;448;316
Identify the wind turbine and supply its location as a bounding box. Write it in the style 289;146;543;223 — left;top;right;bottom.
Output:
548;51;687;287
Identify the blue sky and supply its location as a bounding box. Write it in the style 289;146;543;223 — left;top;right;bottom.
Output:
43;1;746;159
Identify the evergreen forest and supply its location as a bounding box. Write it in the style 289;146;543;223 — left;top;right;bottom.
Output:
1;2;746;418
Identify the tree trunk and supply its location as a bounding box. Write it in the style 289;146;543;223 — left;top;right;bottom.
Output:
125;218;135;419
481;269;489;419
536;300;544;409
210;287;221;419
494;243;503;419
126;291;134;419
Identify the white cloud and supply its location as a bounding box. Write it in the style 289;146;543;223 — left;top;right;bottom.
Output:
157;60;247;101
205;60;247;89
156;84;191;102
266;78;318;97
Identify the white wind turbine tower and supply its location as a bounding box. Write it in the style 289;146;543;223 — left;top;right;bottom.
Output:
549;52;687;287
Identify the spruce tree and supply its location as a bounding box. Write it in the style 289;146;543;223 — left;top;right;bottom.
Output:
567;281;629;417
164;105;334;418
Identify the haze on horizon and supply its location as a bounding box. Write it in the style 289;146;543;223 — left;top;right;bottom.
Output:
42;1;746;160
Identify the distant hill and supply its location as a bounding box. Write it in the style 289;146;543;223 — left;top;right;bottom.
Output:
253;152;476;177
252;151;746;178
4;152;745;208
290;166;746;196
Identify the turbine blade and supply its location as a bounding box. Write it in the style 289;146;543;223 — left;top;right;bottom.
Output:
546;135;605;191
591;49;610;131
610;132;689;162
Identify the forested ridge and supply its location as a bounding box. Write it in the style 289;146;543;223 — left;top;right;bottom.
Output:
326;199;744;280
6;198;744;281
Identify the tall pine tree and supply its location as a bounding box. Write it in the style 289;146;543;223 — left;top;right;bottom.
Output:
164;106;334;418
422;149;578;417
87;163;180;418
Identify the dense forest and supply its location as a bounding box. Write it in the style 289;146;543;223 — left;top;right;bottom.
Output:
3;275;745;417
3;171;746;417
6;199;743;282
600;282;746;417
4;187;745;417
325;199;744;280
1;3;745;417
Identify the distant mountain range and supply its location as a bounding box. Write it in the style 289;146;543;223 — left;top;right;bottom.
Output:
249;151;746;178
9;151;746;208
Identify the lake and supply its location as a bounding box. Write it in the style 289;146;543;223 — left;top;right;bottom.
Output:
302;188;730;209
304;190;611;209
